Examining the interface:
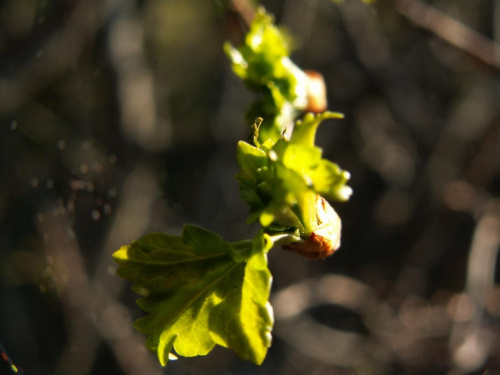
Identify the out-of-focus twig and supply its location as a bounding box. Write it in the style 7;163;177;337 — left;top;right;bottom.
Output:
390;0;500;70
94;164;159;294
339;0;441;143
272;273;455;369
449;201;500;372
465;117;500;189
106;2;170;151
272;275;378;366
230;0;256;26
495;0;500;45
56;164;159;374
38;209;161;375
0;0;100;113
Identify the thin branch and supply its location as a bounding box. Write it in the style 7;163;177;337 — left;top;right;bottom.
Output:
37;210;162;375
0;0;101;113
390;0;500;70
230;0;256;26
449;201;500;372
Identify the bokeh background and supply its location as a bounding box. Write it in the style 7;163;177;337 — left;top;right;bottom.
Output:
1;0;500;374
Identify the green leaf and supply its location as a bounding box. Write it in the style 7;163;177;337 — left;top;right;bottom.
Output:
310;160;353;201
235;112;351;235
113;226;273;366
236;140;267;177
290;111;344;147
224;8;308;143
209;233;273;364
273;141;322;176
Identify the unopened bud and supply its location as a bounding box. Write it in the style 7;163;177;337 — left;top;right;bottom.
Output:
283;195;341;259
304;70;327;113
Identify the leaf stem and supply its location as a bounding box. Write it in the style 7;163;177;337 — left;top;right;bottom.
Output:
266;232;301;245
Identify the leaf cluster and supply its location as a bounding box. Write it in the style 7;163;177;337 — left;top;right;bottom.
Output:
113;7;352;368
224;8;309;142
237;112;352;235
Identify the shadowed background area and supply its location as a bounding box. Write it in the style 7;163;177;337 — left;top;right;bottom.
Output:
1;0;499;374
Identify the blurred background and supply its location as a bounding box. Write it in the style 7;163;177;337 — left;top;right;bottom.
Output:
1;0;499;374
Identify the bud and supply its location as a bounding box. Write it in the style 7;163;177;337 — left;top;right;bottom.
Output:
282;195;341;259
304;70;327;113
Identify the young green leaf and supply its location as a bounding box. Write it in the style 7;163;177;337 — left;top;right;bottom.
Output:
224;8;309;142
236;112;352;236
291;112;344;147
114;7;355;371
112;226;273;366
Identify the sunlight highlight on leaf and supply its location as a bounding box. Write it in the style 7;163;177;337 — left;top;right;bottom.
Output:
113;226;273;366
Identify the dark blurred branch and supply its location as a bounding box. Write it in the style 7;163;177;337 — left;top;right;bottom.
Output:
496;0;500;44
94;164;159;295
466;117;500;188
466;203;500;301
230;0;256;26
339;0;441;144
0;0;100;113
106;3;170;151
60;164;158;374
38;208;161;375
272;275;377;366
493;0;500;43
272;274;454;368
390;0;500;70
449;201;500;372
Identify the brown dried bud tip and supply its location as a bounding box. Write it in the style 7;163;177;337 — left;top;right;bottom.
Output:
282;195;341;259
304;70;327;113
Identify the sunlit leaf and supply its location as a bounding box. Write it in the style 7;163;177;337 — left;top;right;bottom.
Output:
113;226;273;366
291;112;344;147
225;8;308;142
236;112;351;235
115;8;354;371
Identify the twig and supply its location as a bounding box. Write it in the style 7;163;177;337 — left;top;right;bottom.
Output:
390;0;500;70
272;274;456;368
55;164;159;373
107;12;169;151
272;275;376;366
0;0;101;113
38;210;161;375
449;201;500;372
230;0;256;26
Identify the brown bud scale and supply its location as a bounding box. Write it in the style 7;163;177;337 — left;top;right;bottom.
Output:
304;70;327;113
282;195;341;259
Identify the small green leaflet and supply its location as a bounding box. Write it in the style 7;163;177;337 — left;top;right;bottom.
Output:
236;112;352;233
224;7;307;143
113;225;274;366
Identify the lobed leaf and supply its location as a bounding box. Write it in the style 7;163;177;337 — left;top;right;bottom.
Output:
113;226;273;366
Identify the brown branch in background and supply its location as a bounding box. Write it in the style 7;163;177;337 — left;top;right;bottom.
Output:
272;275;377;367
272;274;454;369
54;164;159;374
390;0;500;70
94;165;159;295
37;209;162;375
448;201;500;372
108;14;170;151
230;0;256;26
0;0;101;113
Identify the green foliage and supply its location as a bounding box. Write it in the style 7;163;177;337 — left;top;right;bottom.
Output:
113;225;274;365
237;112;352;234
113;7;352;367
224;8;309;143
